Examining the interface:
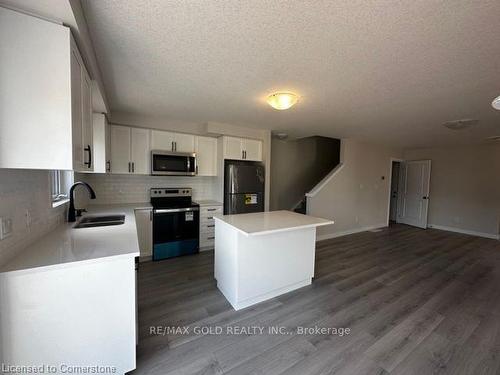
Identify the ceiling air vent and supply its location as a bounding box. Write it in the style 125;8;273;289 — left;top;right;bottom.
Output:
442;119;478;130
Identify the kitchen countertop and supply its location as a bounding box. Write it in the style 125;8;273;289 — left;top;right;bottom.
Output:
195;200;223;206
214;210;334;236
0;203;148;275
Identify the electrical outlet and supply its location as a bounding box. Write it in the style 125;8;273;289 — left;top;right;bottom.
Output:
0;217;13;240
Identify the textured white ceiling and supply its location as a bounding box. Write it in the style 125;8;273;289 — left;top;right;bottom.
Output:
81;0;500;147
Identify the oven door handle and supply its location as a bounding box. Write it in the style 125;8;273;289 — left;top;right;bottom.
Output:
154;207;200;213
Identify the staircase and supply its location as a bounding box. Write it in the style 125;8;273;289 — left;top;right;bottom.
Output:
293;197;307;214
270;136;341;213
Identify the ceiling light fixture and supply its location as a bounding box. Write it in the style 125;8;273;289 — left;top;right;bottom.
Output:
492;95;500;110
267;92;298;110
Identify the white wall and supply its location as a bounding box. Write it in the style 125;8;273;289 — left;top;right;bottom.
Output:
307;139;402;240
75;173;218;205
404;143;500;238
0;169;66;265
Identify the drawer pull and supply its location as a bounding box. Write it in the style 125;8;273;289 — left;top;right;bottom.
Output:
207;224;215;228
207;216;213;220
207;208;218;211
207;236;215;240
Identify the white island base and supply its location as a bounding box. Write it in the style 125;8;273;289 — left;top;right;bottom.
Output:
214;211;333;311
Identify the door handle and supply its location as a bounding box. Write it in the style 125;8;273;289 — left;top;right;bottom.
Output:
84;145;92;168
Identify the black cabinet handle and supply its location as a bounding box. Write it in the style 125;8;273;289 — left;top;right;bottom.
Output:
106;160;111;172
207;236;215;240
132;162;135;173
84;145;92;168
207;224;215;228
207;208;217;211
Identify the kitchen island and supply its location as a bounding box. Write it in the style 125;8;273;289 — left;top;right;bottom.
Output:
214;210;333;310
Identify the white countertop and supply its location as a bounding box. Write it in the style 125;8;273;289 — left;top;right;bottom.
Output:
0;204;146;275
214;210;334;236
195;200;223;206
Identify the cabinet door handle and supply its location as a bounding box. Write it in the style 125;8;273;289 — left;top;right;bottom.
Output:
207;224;215;228
128;162;131;173
150;210;153;221
106;161;111;172
132;162;135;173
175;142;177;151
208;216;213;220
207;236;215;240
84;145;92;168
171;141;174;151
242;150;245;159
196;165;198;175
207;208;217;211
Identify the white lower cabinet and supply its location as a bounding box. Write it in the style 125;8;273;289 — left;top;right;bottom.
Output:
200;204;222;250
135;208;153;259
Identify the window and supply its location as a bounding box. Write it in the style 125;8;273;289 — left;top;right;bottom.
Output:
50;170;73;207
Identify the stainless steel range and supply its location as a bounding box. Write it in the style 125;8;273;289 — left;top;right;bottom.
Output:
150;188;200;261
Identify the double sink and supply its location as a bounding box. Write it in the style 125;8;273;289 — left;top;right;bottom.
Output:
74;214;125;229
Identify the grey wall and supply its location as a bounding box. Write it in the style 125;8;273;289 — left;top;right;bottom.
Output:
308;139;403;239
270;136;340;211
404;143;500;238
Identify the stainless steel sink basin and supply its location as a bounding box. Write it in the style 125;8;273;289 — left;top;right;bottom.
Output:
74;214;125;228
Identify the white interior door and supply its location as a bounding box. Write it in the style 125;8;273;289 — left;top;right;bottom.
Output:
397;160;431;228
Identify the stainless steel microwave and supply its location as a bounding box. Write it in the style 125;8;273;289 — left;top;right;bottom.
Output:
151;150;197;176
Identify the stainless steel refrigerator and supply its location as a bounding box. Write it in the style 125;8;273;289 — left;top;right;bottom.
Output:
224;160;265;215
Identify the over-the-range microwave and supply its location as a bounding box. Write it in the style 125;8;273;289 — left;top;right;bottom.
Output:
151;150;197;176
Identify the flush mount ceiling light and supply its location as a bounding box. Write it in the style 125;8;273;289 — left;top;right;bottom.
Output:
442;119;478;130
267;92;298;110
492;96;500;110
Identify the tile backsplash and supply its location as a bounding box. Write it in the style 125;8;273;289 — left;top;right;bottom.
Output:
0;169;66;265
75;173;219;205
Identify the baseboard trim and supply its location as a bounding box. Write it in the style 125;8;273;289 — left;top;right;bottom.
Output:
316;223;388;241
428;224;499;240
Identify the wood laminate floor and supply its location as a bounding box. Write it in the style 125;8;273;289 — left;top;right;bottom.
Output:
132;224;500;375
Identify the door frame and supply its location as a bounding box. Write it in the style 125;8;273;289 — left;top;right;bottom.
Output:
386;158;404;226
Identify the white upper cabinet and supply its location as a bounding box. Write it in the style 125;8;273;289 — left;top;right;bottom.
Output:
110;125;150;174
130;128;150;174
224;137;244;160
151;130;195;153
0;7;93;171
222;136;263;161
195;136;217;176
242;138;262;161
92;113;108;173
110;125;131;174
